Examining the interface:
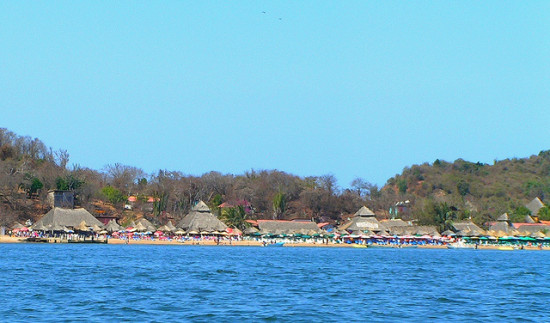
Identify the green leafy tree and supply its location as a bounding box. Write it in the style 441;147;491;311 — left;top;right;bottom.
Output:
417;201;456;232
152;192;168;217
221;206;249;231
272;192;286;219
56;174;84;191
101;185;126;205
510;205;532;223
209;194;223;216
457;181;470;196
20;174;43;198
538;206;550;221
397;179;408;194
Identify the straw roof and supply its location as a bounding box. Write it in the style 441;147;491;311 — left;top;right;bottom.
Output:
524;215;536;224
258;220;321;236
489;221;514;234
34;207;104;229
177;200;228;233
136;218;156;231
133;222;148;232
31;222;48;231
354;206;375;217
380;219;410;228
516;224;550;235
105;219;123;232
340;216;383;232
157;224;173;232
11;223;25;230
244;226;259;235
496;213;510;222
91;224;103;232
77;221;90;231
452;221;485;236
166;221;177;231
441;230;456;236
387;225;439;236
526;197;544;216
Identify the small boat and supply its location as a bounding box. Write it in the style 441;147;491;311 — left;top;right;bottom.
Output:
497;246;515;251
265;242;284;247
352;244;368;248
447;241;475;249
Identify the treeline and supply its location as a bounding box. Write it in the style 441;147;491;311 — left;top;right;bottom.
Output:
0;128;397;226
1;127;549;230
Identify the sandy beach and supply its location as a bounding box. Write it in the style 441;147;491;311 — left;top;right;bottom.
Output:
2;235;548;250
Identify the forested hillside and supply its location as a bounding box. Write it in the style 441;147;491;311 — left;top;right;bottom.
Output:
386;153;550;228
0;128;548;230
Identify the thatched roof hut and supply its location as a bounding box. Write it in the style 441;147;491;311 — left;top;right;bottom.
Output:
515;224;550;235
526;197;545;216
177;201;228;233
11;223;25;230
34;207;104;229
136;218;156;232
339;216;383;232
105;219;123;232
387;225;439;236
166;221;177;231
244;226;259;235
489;221;514;234
452;221;485;236
354;206;376;217
257;220;321;236
133;222;148;232
496;213;510;222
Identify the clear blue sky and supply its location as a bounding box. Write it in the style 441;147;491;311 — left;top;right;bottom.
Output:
1;1;549;187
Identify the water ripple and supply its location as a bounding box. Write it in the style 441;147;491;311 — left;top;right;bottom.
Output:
1;244;550;321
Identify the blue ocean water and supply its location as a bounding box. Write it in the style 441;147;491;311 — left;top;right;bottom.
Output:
0;244;548;322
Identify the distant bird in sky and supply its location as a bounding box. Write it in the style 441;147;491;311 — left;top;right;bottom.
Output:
262;11;266;14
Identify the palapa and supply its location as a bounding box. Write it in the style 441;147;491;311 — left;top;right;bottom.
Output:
452;221;485;236
354;206;376;217
157;225;173;232
257;220;321;236
91;224;103;232
133;222;148;232
526;197;545;216
31;223;48;231
77;221;89;231
166;221;177;231
177;201;228;233
34;207;104;230
105;219;123;232
11;223;25;230
136;218;157;232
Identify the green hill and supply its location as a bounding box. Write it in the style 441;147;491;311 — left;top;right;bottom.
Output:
384;151;550;229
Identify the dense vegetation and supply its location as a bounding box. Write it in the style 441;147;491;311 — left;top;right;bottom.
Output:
0;128;548;230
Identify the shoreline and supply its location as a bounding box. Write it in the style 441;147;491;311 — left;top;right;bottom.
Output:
1;236;548;250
